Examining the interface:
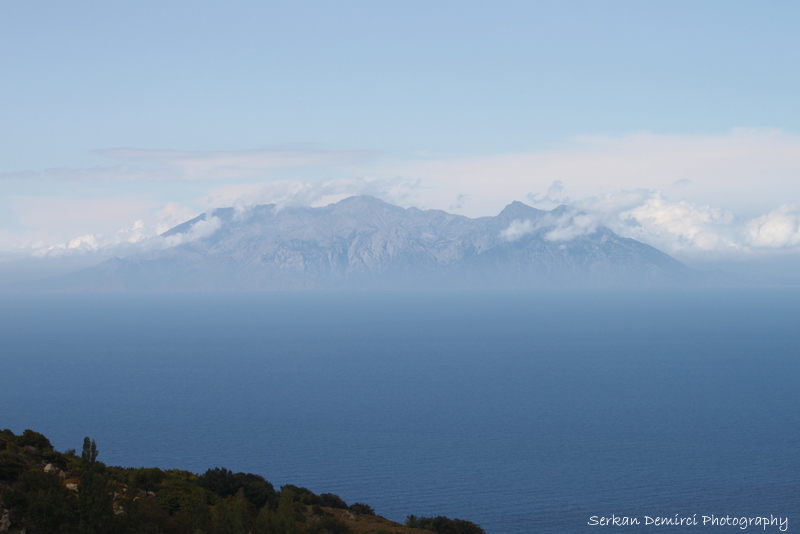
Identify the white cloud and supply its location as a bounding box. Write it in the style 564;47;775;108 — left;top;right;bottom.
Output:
162;215;222;247
601;192;739;255
526;180;569;210
544;212;599;242
11;195;159;232
500;219;536;241
496;186;800;259
745;205;800;248
22;199;197;257
203;176;423;212
0;148;373;183
386;128;800;218
153;202;198;234
501;209;599;243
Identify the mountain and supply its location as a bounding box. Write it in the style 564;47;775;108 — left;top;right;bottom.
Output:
24;196;696;290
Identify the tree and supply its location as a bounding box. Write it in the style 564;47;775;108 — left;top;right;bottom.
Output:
276;488;299;534
212;488;251;534
197;467;276;508
78;437;114;534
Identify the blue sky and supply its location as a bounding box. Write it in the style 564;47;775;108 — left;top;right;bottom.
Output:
2;1;800;267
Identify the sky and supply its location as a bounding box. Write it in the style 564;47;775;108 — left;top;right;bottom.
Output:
2;0;800;274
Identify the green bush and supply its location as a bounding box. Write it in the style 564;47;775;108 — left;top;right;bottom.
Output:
10;470;77;533
281;484;321;506
19;429;53;451
320;492;348;509
406;514;485;534
0;450;26;482
129;467;166;492
349;502;375;515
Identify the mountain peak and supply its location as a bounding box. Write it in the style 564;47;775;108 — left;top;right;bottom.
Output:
329;195;402;213
497;200;545;221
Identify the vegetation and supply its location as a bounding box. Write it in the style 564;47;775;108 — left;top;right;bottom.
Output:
405;515;485;534
0;429;485;534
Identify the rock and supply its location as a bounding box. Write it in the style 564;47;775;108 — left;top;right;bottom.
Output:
0;510;11;532
43;463;56;474
66;483;78;491
59;470;68;479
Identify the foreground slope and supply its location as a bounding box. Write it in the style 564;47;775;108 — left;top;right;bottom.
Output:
0;428;483;534
33;196;694;290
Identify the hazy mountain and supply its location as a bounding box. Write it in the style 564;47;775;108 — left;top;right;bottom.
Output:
22;196;697;290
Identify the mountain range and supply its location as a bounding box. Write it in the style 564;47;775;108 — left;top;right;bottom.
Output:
24;196;697;290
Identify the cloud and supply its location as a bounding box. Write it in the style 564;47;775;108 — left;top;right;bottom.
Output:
11;195;161;233
499;185;800;258
449;193;470;211
153;202;198;234
501;208;599;243
388;128;800;218
0;148;373;182
203;175;423;212
162;215;222;247
21;199;197;257
526;180;569;210
745;205;800;248
544;212;599;241
94;147;370;181
560;190;741;256
500;219;536;241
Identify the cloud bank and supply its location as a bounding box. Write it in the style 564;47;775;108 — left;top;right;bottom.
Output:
1;148;371;182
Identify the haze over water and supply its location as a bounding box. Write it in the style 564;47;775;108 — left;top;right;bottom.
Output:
2;289;798;533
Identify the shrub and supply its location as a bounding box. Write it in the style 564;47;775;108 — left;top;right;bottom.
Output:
320;492;348;509
129;467;166;492
349;502;375;515
406;514;485;534
281;484;321;506
19;429;53;451
0;450;26;482
10;470;77;533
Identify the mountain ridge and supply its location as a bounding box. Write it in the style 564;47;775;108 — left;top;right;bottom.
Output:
15;196;697;291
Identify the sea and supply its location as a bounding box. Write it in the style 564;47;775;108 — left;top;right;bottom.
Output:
1;289;798;533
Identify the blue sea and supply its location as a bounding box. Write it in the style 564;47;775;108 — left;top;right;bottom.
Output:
1;289;798;533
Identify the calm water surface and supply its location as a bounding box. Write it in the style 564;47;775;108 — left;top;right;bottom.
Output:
1;289;798;533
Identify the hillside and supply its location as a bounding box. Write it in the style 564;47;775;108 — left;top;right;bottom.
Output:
0;429;484;534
